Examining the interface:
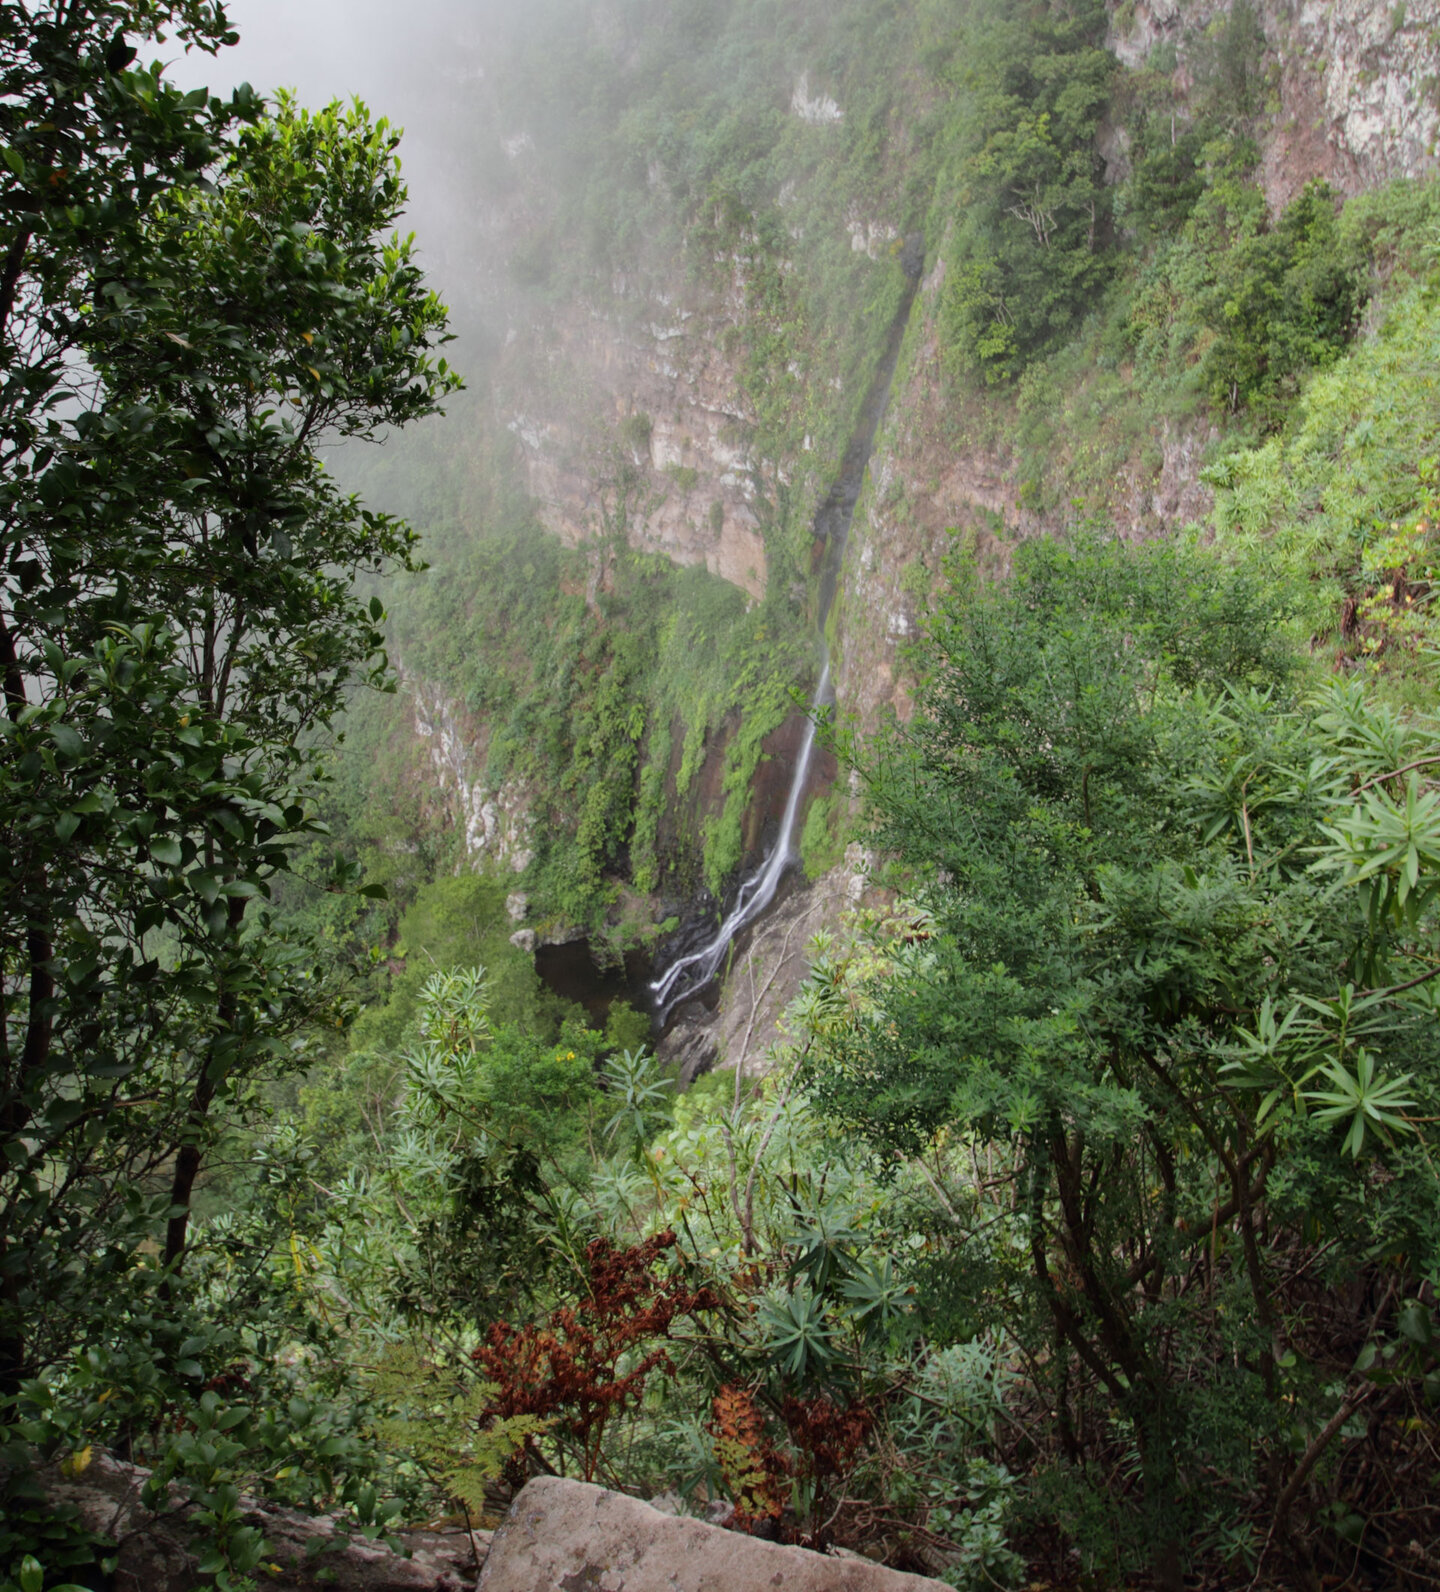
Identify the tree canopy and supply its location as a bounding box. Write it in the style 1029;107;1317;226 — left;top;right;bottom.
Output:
1;0;456;1405
811;537;1440;1585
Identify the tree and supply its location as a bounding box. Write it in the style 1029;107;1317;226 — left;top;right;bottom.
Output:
1197;179;1364;419
937;0;1116;380
812;537;1440;1586
0;1;457;1394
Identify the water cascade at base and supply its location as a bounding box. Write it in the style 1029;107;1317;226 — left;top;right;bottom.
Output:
649;663;832;1020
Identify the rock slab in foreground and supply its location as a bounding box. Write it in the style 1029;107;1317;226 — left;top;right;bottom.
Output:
33;1449;487;1592
479;1477;949;1592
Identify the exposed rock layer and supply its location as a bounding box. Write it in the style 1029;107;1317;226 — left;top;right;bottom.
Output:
409;671;534;875
1110;0;1440;206
409;0;1440;1065
834;0;1440;731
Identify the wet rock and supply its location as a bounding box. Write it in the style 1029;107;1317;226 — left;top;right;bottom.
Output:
657;1015;719;1087
478;1477;948;1592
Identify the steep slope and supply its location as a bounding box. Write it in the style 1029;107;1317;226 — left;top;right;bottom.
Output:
346;0;1440;1053
836;0;1440;729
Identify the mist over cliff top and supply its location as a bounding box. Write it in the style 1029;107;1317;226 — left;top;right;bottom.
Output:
176;0;534;107
171;0;530;323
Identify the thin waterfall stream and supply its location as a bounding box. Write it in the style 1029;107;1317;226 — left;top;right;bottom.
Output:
650;243;923;1026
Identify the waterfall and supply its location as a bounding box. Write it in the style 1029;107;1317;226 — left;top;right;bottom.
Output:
649;239;923;1026
650;662;833;1020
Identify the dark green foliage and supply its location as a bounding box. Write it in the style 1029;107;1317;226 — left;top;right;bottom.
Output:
1123;113;1210;239
814;537;1440;1582
1200;179;1366;418
347;875;570;1053
1117;50;1210;240
388;519;810;921
604;999;653;1054
1128;160;1372;425
0;1;457;1577
3;1154;416;1587
936;0;1117;380
1117;0;1273;244
1207;256;1440;693
0;61;457;1360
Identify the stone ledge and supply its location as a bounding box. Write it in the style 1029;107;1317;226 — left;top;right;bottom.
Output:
26;1449;487;1592
479;1476;950;1592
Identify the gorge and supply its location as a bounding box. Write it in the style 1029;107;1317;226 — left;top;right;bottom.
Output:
10;1;1440;1586
361;0;1440;1074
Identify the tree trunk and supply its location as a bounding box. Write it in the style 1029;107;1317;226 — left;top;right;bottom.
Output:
161;896;247;1280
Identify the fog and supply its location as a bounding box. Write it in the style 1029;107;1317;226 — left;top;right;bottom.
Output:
169;0;518;330
178;0;485;105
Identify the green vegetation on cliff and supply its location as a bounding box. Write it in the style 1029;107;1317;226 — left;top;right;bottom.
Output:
385;499;813;917
8;2;1440;1590
348;0;1440;937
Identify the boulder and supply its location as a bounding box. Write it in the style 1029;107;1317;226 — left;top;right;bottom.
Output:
478;1477;949;1592
28;1449;488;1592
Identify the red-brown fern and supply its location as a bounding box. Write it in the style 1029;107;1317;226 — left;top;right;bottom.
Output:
474;1230;718;1483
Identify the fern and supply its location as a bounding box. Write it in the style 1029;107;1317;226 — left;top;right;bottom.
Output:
370;1347;545;1517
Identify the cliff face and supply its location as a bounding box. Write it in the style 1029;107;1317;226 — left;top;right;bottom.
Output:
387;0;1440;1062
1112;0;1440;207
408;672;536;876
470;0;1440;662
469;60;912;608
495;280;772;600
412;0;1440;754
831;0;1440;731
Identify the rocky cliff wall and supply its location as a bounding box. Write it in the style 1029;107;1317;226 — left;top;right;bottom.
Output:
408;671;536;875
474;57;909;607
392;0;1440;1069
832;0;1440;732
1111;0;1440;207
473;0;1440;665
496;279;774;600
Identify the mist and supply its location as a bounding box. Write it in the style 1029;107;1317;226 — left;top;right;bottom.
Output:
170;0;521;334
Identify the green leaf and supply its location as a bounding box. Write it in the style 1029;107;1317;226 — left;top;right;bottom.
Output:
1305;1049;1416;1157
49;725;86;759
760;1290;837;1379
1398;1303;1434;1347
